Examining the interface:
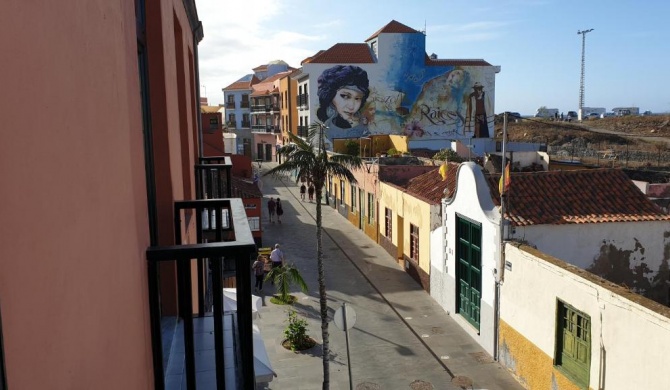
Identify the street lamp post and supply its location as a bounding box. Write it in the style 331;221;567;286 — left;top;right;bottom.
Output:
577;28;594;119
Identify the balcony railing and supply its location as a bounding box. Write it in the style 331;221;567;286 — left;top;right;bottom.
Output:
251;125;279;134
146;198;257;390
240;101;249;108
296;94;309;109
196;156;232;200
225;102;235;109
241;121;251;128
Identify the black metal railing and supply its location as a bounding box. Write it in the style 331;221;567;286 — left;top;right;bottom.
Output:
196;156;232;200
225;102;235;109
240;101;249;108
241;121;251;128
146;198;257;390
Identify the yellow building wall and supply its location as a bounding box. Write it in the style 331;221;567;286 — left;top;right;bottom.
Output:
388;134;409;153
499;320;587;390
401;194;432;274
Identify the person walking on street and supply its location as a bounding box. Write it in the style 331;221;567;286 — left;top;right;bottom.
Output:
308;185;315;202
252;255;266;292
269;244;285;285
300;184;306;201
267;197;276;223
276;198;284;223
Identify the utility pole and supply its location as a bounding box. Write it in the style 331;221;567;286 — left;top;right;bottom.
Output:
577;28;594;119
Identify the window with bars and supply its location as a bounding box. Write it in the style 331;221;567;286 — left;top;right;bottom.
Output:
340;181;345;204
385;208;392;237
367;193;375;224
351;184;356;211
410;224;419;262
247;217;260;231
555;300;591;388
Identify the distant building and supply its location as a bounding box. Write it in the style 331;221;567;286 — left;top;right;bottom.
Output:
295;20;500;151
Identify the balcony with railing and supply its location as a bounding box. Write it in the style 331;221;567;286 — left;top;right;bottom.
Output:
251;125;279;134
240;101;249;108
225;101;235;109
296;94;309;109
147;156;260;389
240;121;251;128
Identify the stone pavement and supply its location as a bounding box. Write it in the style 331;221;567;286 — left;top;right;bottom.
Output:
253;162;523;390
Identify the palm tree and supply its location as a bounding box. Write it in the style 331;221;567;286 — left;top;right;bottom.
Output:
264;122;362;389
265;263;308;303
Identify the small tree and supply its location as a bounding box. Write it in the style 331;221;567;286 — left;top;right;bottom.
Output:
265;263;308;304
284;309;312;351
432;149;465;163
343;139;360;156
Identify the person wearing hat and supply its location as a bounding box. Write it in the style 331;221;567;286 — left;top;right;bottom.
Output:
316;65;371;144
465;81;492;138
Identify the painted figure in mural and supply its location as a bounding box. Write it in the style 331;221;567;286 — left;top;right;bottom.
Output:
406;68;471;138
317;65;371;142
465;82;492;138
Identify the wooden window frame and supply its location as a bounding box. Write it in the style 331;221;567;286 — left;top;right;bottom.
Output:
367;193;375;224
554;300;591;388
385;207;392;238
410;223;419;262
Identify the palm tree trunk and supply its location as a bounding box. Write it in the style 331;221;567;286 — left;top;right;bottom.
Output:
316;188;330;389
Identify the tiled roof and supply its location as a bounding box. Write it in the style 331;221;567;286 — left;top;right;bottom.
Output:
425;55;491;67
231;176;263;198
366;20;420;41
484;169;670;226
200;105;221;113
404;162;460;204
303;43;374;64
223;75;260;91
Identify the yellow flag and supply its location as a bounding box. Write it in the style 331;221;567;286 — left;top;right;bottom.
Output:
499;162;511;194
439;162;448;181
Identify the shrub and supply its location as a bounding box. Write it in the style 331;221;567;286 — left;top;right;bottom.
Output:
284;309;311;351
432;149;465;162
343;140;360;156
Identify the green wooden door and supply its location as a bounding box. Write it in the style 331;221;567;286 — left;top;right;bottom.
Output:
456;216;481;329
558;303;591;387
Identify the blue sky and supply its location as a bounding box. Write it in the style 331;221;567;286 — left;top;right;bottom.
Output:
197;0;670;116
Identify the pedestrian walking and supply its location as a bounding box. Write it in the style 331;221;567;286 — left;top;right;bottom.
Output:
269;244;285;285
300;184;306;201
308;185;315;202
267;197;276;223
252;255;266;292
276;198;284;223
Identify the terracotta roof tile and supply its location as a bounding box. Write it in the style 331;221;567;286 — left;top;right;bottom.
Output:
200;105;221;113
404;162;459;204
484;169;670;226
366;20;420;41
231;176;262;198
223;75;260;91
303;43;374;64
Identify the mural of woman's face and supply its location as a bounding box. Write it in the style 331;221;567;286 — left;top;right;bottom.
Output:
332;86;365;124
446;70;464;89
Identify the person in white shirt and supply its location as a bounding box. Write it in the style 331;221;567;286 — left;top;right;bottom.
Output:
270;243;284;269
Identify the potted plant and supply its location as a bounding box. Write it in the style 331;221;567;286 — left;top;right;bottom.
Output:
282;309;317;351
265;263;308;305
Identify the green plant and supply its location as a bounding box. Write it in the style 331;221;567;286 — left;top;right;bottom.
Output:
432;149;465;163
387;147;398;156
343;139;360;156
283;309;311;351
265;263;308;304
264;122;362;388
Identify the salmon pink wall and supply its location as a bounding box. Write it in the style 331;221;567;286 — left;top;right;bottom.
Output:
0;1;156;389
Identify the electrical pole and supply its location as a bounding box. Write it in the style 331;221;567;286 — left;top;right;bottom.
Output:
577;28;594;118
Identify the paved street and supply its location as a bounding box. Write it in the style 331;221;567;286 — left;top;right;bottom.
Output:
254;162;523;390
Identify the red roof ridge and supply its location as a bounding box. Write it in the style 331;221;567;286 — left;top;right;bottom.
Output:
366;20;420;41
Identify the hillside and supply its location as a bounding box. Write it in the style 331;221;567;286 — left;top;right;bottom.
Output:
495;115;670;151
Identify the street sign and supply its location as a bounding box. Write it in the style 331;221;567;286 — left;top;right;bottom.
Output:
333;304;356;331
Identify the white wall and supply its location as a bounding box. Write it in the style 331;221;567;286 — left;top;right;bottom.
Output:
514;221;670;294
501;244;670;390
434;162;502;354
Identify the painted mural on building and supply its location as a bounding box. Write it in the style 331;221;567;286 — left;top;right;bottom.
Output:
312;34;496;144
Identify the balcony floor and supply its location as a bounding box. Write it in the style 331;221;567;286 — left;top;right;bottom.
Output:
163;314;236;390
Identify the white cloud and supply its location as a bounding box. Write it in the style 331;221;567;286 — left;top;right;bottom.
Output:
196;0;325;104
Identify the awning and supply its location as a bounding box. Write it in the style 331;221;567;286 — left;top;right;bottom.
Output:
253;324;277;383
223;287;262;319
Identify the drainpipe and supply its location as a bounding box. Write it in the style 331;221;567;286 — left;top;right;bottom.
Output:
192;21;204;161
493;112;509;361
